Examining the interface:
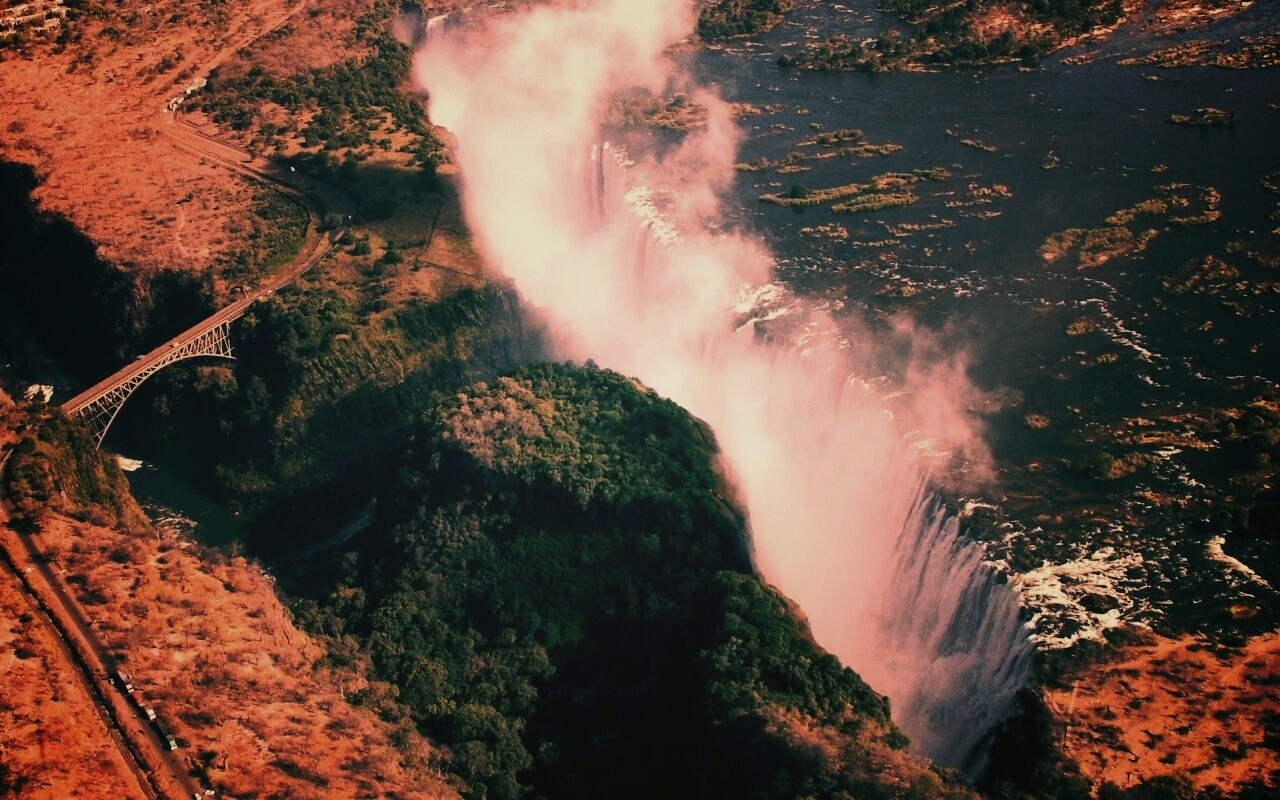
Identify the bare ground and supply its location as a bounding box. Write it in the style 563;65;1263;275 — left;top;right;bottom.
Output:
1047;629;1280;794
0;396;144;797
1;392;457;800
22;511;460;800
0;0;306;274
0;541;149;799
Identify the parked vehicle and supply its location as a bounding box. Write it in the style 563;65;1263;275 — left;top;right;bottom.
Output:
129;691;158;722
153;718;179;751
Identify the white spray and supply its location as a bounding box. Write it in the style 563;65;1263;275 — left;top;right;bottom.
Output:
417;0;1031;769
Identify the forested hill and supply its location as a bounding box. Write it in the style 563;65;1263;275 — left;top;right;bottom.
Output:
299;362;975;800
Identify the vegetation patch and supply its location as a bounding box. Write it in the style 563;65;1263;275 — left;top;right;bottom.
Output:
605;92;709;131
3;407;147;529
1105;199;1169;226
760;168;949;208
960;137;998;152
831;191;917;214
1214;29;1280;69
1127;26;1280;70
697;0;795;40
1039;183;1222;268
1164;255;1241;296
218;187;310;282
1081;450;1158;481
776;0;1121;71
196;1;444;172
1167;107;1235;127
119;283;541;519
299;362;975;800
1038;226;1152;268
734;134;903;172
1118;39;1229;69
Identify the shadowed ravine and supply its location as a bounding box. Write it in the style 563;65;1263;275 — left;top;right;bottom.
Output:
419;0;1032;769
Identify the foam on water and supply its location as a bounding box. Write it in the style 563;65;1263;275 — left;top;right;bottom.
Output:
574;144;1034;768
421;9;1035;766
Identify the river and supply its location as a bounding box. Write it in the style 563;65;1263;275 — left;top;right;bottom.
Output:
692;0;1280;644
3;0;1276;682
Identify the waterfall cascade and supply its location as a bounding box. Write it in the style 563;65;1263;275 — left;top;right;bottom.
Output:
418;2;1032;765
878;493;1034;769
578;143;1033;770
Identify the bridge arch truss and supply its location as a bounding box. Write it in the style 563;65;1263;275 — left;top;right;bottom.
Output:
64;319;236;447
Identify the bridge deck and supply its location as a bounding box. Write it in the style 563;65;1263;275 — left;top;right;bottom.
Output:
62;296;253;415
59;107;351;445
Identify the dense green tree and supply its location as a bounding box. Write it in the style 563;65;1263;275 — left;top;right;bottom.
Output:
2;407;148;529
299;363;974;800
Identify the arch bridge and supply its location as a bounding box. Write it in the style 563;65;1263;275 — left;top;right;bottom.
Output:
62;300;250;447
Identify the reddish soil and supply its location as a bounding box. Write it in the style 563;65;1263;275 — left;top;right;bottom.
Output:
0;0;306;274
1047;630;1280;794
1;395;456;799
0;547;149;799
211;0;378;79
27;511;459;799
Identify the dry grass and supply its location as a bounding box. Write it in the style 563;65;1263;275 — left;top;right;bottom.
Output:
1047;630;1280;794
0;0;308;274
0;398;145;799
30;512;459;800
1;399;456;797
0;561;148;799
213;0;377;80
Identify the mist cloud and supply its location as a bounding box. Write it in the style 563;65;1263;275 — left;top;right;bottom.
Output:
414;0;1026;766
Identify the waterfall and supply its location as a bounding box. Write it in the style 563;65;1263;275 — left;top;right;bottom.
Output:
876;492;1034;769
582;144;1033;769
425;13;450;40
418;4;1033;768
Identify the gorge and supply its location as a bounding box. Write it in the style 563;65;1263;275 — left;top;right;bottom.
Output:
4;0;1278;795
419;0;1032;766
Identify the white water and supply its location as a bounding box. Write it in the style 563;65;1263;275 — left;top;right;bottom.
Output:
419;2;1032;768
587;146;1032;767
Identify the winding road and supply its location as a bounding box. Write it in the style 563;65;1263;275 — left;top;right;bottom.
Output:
7;6;359;798
63;110;355;421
